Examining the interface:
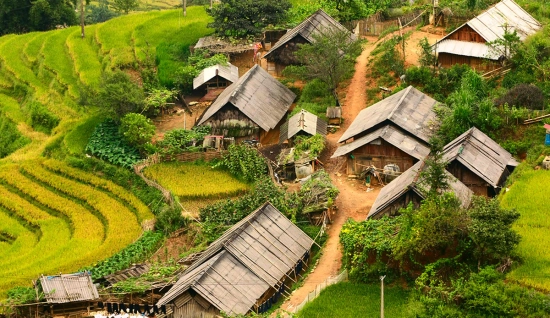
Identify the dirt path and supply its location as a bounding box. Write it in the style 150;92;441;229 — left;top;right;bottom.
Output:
278;38;382;314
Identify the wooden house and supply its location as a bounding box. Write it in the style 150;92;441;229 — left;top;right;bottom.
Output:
196;65;296;144
368;160;473;219
279;109;327;144
332;86;437;175
262;9;354;76
21;272;100;317
443;127;518;197
156;202;314;317
193;63;239;92
434;0;541;71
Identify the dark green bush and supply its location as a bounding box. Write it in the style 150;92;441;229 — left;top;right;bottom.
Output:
0;113;30;158
27;101;60;134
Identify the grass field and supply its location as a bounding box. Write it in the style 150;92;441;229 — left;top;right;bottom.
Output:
144;161;249;199
500;168;550;291
0;160;154;297
296;282;420;318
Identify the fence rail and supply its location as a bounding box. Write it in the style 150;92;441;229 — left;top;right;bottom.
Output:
290;270;348;314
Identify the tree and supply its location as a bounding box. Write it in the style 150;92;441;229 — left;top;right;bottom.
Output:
418;37;437;70
28;0;77;31
418;136;449;196
207;0;291;38
86;0;118;24
111;0;139;14
0;0;32;35
97;71;145;119
143;88;177;116
283;27;362;96
119;113;156;150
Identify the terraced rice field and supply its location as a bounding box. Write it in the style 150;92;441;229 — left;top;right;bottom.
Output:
0;159;154;296
501;169;550;292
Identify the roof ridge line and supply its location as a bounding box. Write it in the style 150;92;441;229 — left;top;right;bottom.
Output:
230;65;258;101
387;86;412;120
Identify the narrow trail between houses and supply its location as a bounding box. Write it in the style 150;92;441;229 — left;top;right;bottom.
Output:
278;37;382;314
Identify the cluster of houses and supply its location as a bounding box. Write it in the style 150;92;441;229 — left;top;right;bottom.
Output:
14;1;543;317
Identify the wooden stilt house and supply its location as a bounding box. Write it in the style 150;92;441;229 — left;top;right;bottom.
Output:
196;65;296;144
262;9;354;76
156;203;314;317
434;0;541;71
368;160;473;219
332;86;438;176
442;127;518;197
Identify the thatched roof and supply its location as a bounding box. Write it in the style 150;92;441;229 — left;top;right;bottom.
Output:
338;86;438;144
193;63;239;90
38;272;99;304
197;65;296;131
443;127;518;188
264;9;353;60
157;203;314;316
279;109;327;143
368;160;474;219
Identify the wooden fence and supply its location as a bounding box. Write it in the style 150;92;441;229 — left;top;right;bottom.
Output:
345;10;426;37
162;151;225;162
289;270;349;314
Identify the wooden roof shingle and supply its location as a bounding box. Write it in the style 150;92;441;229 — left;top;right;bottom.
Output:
443;127;518;188
338;86;438;144
197;65;296;131
279;109;327;143
157;203;314;316
263;9;354;60
368;160;474;219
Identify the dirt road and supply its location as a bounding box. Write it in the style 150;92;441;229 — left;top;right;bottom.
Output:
279;38;382;314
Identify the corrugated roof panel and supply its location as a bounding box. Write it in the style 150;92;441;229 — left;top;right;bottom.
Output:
39;273;99;304
436;40;501;60
193;63;239;90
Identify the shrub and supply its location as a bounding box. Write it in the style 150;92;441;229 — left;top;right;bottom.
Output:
0;113;30;158
218;144;267;182
6;287;36;305
156;126;210;156
96;71;145;119
27;101;60;134
155;204;189;236
495;83;545;110
119;113;156;151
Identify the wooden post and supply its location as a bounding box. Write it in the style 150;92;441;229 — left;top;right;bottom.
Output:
80;0;85;38
183;0;187;17
380;275;386;318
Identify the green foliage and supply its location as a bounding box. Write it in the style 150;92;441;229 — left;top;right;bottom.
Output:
436;70;502;144
207;0;291;38
371;34;408;82
85;119;142;169
495;83;546;110
299;170;339;215
156;126;210;156
468;196;520;265
119;113;156;151
172;49;228;92
155;204;189;236
111;0;139;14
27;101;60;134
283;27;362;92
83;231;164;280
219;144;267;182
27;0;77;32
143;88;177;116
0;113;30;158
293;134;326;160
96;71;145;119
6;287;37;305
417;136;449;196
86;0;118;24
287;79;335;121
111;261;181;293
405;64;471;101
418;37;437;68
64;115;105;155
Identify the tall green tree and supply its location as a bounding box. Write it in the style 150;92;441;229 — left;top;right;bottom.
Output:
111;0;139;14
283;27;362;96
96;71;145;119
0;0;77;34
207;0;291;38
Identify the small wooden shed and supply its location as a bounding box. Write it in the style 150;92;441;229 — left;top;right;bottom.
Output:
434;0;541;71
262;9;354;76
443;127;518;197
368;160;473;219
193;63;239;92
332;86;437;175
156;202;314;317
326;107;342;126
196;65;296;144
279;109;327;144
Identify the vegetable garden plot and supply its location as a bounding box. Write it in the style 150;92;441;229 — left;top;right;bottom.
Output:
144;162;250;199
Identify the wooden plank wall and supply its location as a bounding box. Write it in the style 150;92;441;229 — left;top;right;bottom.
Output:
446;161;489;196
371;190;422;219
447;25;486;43
438;53;500;72
347;141;415;175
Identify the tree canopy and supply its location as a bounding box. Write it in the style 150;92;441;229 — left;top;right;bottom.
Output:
206;0;291;38
0;0;77;35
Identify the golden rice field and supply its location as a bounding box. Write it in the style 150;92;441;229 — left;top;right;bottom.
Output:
0;160;154;297
500;168;550;292
144;162;250;199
